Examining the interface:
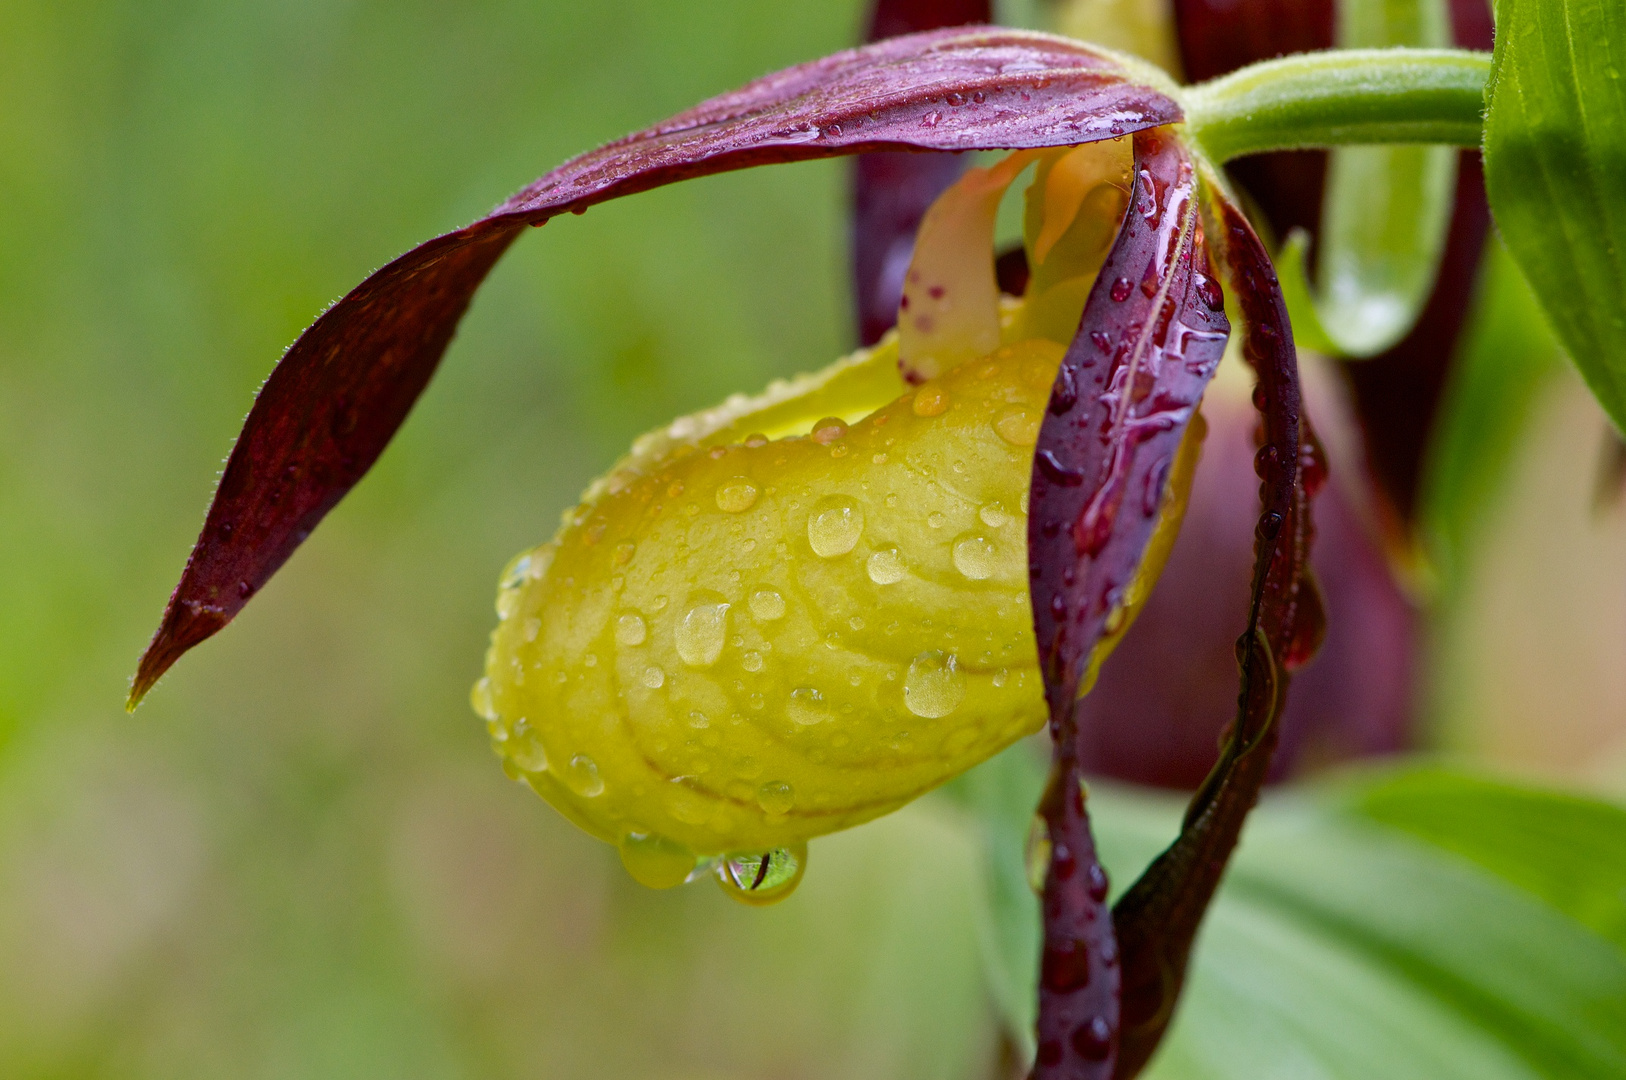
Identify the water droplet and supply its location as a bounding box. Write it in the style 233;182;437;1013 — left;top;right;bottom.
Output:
583;653;598;668
992;667;1009;688
788;687;832;726
912;388;949;417
495;551;536;618
867;547;907;585
565;753;605;797
1025;815;1050;893
980;502;1010;528
952;533;998;580
1072;1017;1113;1061
522;617;541;642
742;650;764;672
927;511;945;529
1042;938;1091;993
810;417;848;445
508;719;548;772
613;541;635;565
756;780;795;815
904;651;965;718
993;406;1040;446
642;665;666;689
808;496;863;558
714;843;808;906
615;613;648;646
749;588;786;621
469;677;497;721
618;832;696;889
675;601;729;667
1110;276;1133;302
715;477;760;513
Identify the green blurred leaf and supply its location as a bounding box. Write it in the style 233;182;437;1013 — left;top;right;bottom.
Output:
1353;766;1626;951
939;740;1047;1059
1419;239;1564;588
1294;0;1458;358
1484;0;1626;432
957;761;1626;1077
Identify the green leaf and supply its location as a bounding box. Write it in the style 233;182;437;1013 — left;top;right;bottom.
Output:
1301;0;1460;357
1352;765;1626;951
1484;0;1626;433
954;758;1626;1077
1419;239;1564;589
938;740;1047;1059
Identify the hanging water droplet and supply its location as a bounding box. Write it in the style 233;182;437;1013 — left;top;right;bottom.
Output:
979;502;1010;529
618;832;697;889
508;719;548;772
565;753;605;797
756;780;795;815
469;677;498;721
807;496;863;558
615;613;648;646
993;406;1040;446
715;477;760;513
867;547;907;585
495;551;534;618
787;687;831;726
904;651;965;718
749;588;786;621
714;843;808;906
952;533;998;580
675;601;729;667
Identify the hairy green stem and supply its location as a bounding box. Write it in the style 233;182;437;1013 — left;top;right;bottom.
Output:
1183;48;1492;163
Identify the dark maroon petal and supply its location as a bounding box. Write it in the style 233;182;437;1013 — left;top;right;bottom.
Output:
130;29;1182;705
1109;189;1323;1080
1027;128;1228;1080
851;0;991;345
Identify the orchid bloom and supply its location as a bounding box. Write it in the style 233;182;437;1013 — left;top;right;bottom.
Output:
125;14;1520;1079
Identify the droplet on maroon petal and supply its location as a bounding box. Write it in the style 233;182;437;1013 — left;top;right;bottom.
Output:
1041;938;1091;993
1087;862;1109;902
1071;1016;1113;1061
1110;276;1133;302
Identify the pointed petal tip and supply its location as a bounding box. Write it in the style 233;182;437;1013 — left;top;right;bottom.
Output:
127;601;228;711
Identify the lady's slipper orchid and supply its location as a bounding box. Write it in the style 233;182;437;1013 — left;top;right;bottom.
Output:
128;18;1502;1080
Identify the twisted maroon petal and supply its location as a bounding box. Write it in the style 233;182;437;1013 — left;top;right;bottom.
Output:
130;28;1182;705
1027;127;1229;1080
1109;187;1324;1079
851;0;991;345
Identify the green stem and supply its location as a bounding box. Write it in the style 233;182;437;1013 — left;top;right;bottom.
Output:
1182;48;1492;163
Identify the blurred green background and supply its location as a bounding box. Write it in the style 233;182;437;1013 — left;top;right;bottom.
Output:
2;1;1624;1078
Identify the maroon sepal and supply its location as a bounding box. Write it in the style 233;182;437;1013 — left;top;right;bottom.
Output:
1109;189;1324;1080
1027;128;1229;1080
852;0;991;345
130;29;1182;705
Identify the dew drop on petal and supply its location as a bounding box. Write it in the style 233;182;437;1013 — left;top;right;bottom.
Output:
618;832;697;889
867;547;907;585
749;588;786;621
508;719;548;772
469;677;497;721
904;651;965;718
952;533;998;580
615;613;648;646
565;753;605;797
642;666;666;689
756;780;795;815
788;687;832;726
980;502;1010;528
715;478;760;513
1025;814;1051;894
808;496;863;558
912;388;949;417
714;843;807;906
993;406;1040;446
675;602;729;667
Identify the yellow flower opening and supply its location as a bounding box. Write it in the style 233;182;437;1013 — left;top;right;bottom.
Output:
474;139;1206;899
